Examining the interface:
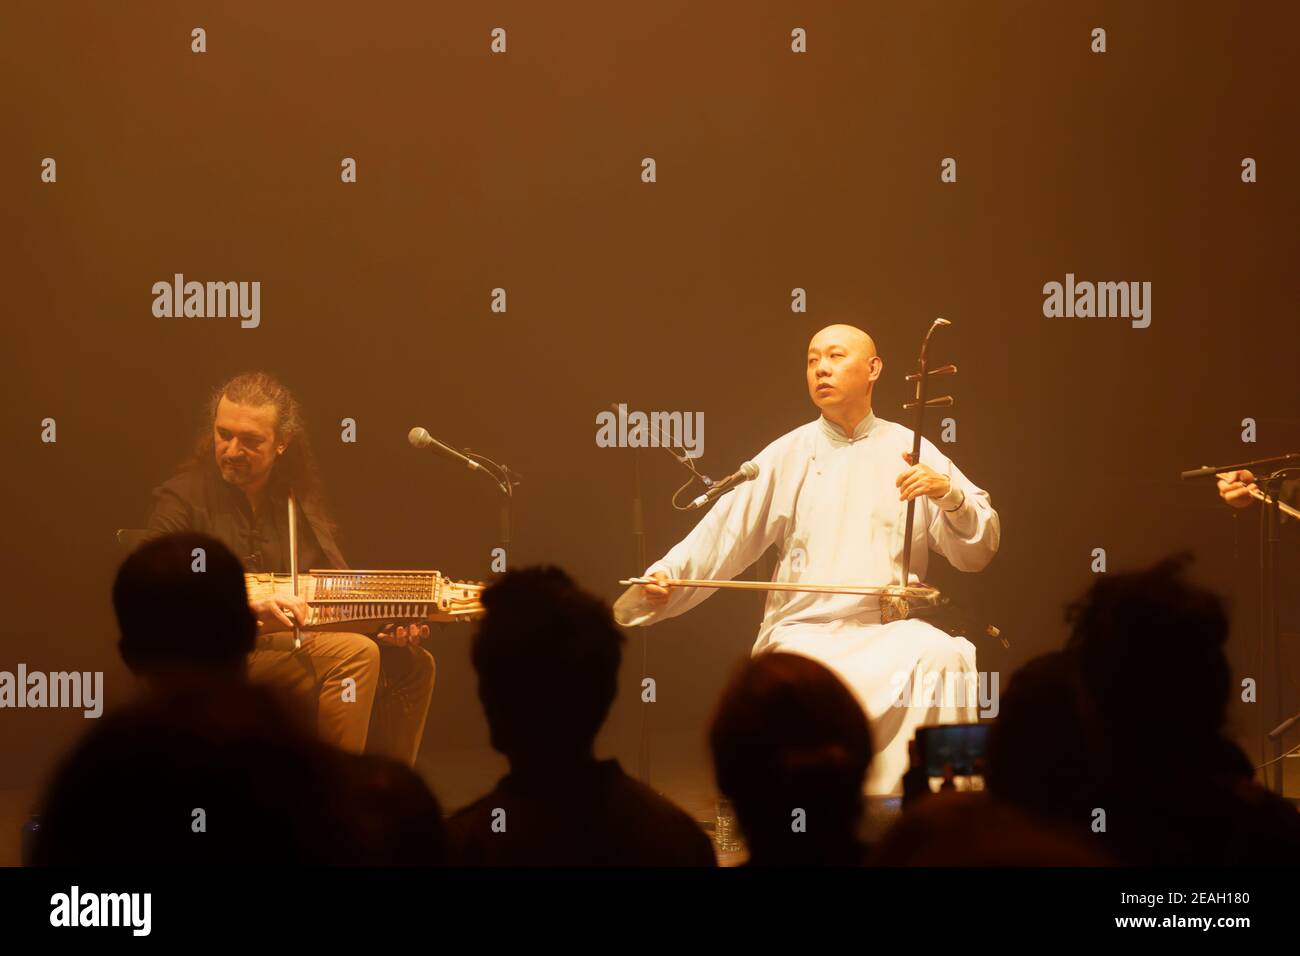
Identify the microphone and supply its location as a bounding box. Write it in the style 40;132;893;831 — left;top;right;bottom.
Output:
688;461;758;510
1180;453;1300;481
1269;711;1300;741
408;427;481;471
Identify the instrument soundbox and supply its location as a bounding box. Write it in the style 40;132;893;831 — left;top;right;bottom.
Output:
245;569;485;631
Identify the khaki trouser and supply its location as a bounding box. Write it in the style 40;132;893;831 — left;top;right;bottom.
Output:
247;630;436;766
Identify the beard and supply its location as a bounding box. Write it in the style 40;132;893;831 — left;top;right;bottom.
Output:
219;459;252;483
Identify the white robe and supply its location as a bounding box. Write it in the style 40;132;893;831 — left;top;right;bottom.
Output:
614;411;1001;794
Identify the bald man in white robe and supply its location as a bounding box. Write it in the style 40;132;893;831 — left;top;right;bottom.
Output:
615;325;1001;794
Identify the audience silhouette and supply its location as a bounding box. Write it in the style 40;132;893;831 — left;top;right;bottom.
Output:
884;553;1300;865
710;651;873;865
32;543;1300;868
114;531;256;683
30;681;435;865
30;533;445;866
985;651;1094;829
1062;552;1300;864
445;566;715;866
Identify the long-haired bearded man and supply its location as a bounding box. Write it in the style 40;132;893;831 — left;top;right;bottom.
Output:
143;371;436;766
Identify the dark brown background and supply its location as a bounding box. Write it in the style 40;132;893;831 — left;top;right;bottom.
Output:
2;2;1298;853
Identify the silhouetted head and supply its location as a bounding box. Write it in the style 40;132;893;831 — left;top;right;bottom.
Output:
343;754;446;865
710;652;873;865
1065;552;1230;767
986;652;1094;824
871;792;1109;866
30;682;360;865
113;532;255;680
471;566;625;769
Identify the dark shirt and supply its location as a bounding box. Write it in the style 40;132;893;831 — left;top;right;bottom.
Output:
1101;775;1300;866
445;759;716;867
146;460;345;573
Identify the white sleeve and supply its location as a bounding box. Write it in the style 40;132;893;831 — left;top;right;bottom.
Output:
921;439;1000;573
613;447;785;627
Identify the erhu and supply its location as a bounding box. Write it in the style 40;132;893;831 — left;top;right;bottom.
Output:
885;317;957;622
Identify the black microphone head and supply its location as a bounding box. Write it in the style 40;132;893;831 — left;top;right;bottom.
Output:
408;427;431;448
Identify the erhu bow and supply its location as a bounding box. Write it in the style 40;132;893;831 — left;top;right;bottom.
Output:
288;491;303;649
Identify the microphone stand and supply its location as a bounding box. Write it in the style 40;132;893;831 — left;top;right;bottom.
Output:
609;403;708;787
1183;456;1299;793
462;450;518;571
1259;468;1295;794
633;448;650;785
606;403;716;511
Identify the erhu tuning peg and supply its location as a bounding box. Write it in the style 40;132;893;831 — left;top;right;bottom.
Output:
905;363;958;382
903;395;955;410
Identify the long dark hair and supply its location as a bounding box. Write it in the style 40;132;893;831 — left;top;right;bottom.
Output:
183;371;337;537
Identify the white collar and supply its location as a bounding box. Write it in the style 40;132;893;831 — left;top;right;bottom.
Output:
818;411;876;444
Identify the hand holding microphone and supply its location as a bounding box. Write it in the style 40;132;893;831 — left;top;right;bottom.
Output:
1216;469;1258;509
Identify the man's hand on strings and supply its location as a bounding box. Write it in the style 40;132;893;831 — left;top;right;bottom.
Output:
376;622;430;647
640;570;672;605
250;595;309;631
1216;469;1258;509
896;451;952;502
